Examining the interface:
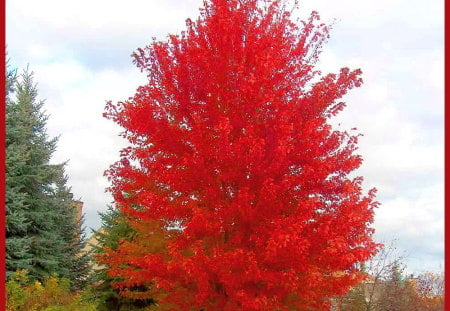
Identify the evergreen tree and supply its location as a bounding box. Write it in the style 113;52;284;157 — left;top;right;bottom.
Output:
90;206;155;310
5;60;33;275
94;205;137;252
52;169;92;290
6;67;60;279
6;65;90;287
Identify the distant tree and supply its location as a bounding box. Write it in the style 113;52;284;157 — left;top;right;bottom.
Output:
416;271;444;311
377;262;407;311
417;271;444;298
375;268;444;311
361;241;406;311
6;65;89;287
339;242;444;311
376;262;428;311
103;0;379;309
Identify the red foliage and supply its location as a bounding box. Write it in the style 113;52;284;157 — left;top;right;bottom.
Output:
102;0;379;309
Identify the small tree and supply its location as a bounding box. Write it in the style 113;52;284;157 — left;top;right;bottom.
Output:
376;262;431;311
338;241;444;311
417;271;444;298
361;241;406;311
103;0;379;309
416;271;444;311
91;206;156;310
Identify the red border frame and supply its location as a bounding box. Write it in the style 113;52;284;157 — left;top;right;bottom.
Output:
1;0;6;308
444;0;448;309
0;0;446;309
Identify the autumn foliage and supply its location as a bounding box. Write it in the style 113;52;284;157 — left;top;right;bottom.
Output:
101;0;379;309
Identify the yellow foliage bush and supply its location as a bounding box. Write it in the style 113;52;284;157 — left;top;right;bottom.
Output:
6;270;96;311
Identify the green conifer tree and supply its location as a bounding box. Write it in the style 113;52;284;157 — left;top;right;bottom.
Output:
90;205;155;310
51;169;92;290
6;65;90;288
5;61;33;275
6;67;60;278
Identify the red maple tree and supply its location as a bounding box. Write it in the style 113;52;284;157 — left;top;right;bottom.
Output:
101;0;379;309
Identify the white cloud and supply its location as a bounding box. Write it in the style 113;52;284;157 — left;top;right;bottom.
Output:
7;0;202;72
374;182;444;273
428;50;444;91
8;0;201;30
34;60;88;91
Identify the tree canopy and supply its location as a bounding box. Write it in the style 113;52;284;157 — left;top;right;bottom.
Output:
102;0;379;309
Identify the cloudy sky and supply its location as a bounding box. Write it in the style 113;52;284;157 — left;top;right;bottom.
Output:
6;0;443;274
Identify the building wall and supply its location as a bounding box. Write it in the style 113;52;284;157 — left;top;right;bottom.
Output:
72;200;83;225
